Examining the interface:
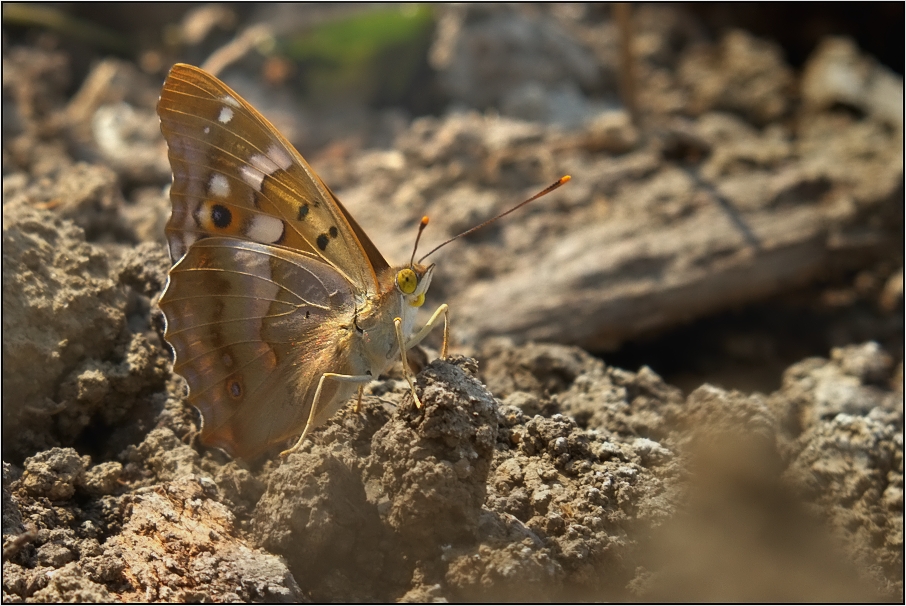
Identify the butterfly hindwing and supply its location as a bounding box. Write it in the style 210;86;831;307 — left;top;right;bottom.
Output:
160;237;359;458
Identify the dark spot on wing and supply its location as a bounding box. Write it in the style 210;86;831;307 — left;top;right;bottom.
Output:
229;380;242;398
298;204;309;220
317;233;329;251
211;204;232;228
329;226;338;238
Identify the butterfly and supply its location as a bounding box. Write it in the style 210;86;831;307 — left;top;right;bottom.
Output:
157;63;569;460
157;63;450;459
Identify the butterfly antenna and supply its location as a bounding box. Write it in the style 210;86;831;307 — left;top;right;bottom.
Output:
410;216;430;268
419;175;571;263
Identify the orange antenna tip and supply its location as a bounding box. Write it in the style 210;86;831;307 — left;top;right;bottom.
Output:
560;175;571;183
410;215;431;267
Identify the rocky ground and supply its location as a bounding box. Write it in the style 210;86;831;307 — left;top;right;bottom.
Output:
2;4;903;602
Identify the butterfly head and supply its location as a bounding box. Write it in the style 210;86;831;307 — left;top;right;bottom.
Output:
395;263;434;308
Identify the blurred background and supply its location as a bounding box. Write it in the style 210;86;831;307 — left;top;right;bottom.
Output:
3;3;902;395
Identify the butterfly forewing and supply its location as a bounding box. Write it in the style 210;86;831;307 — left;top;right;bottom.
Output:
158;63;386;291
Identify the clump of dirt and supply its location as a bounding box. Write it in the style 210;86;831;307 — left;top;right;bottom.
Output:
3;339;901;601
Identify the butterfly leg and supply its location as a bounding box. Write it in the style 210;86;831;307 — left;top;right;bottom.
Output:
405;303;449;358
280;372;372;458
354;385;364;413
394;317;424;409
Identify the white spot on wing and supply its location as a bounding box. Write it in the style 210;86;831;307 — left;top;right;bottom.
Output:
218;107;234;124
250;153;280;175
181;234;198;255
267;144;293;170
222;95;240;108
240;165;265;191
239;149;291;192
203;126;210;134
208;174;230;198
246;213;284;244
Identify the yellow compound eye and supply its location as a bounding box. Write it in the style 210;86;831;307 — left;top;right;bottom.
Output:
397;268;417;294
410;293;425;308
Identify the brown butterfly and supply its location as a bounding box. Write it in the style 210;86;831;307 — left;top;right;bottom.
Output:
157;63;568;460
